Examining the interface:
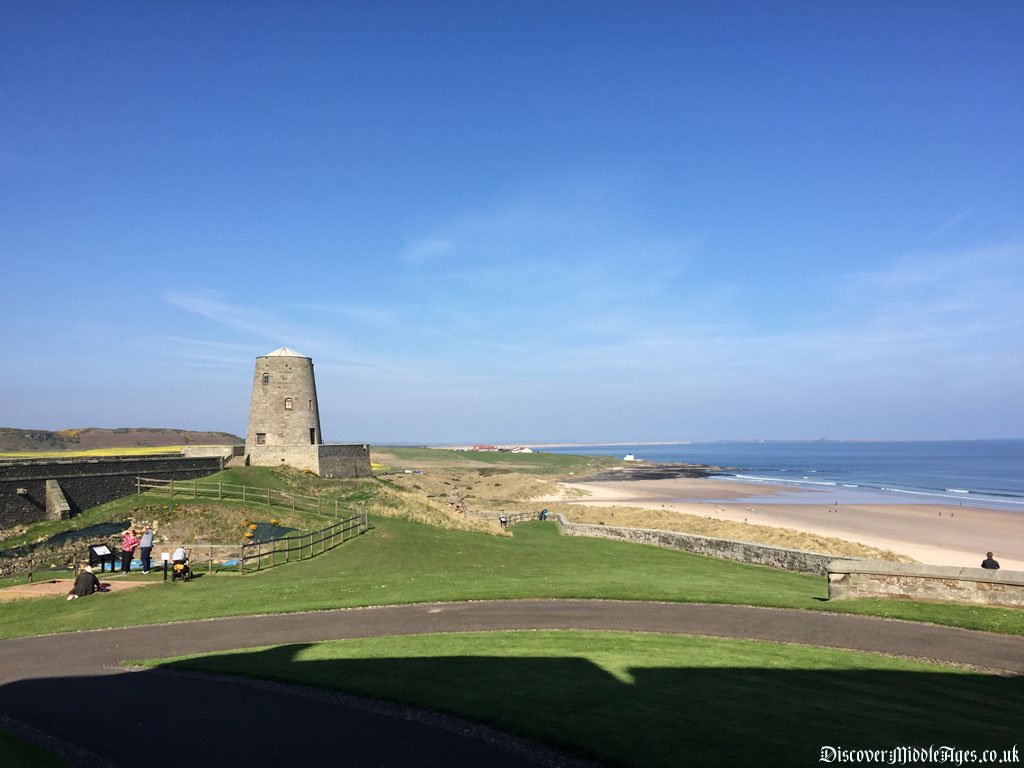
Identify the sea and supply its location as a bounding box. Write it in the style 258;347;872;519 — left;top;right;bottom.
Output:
536;440;1024;512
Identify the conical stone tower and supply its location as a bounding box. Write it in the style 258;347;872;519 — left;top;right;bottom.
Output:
244;347;371;477
245;347;322;472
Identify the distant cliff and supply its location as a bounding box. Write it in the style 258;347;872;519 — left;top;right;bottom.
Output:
0;427;243;453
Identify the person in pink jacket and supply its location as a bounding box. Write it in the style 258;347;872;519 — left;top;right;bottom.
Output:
120;529;140;574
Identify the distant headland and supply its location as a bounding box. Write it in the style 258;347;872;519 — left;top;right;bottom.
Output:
0;427;243;454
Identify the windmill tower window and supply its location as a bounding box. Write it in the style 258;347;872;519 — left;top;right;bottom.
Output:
262;374;269;385
256;433;266;445
285;398;293;410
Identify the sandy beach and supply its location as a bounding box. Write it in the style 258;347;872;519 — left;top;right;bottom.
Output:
552;476;1024;571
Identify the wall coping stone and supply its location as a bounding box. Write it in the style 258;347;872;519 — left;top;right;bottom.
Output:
827;559;1024;586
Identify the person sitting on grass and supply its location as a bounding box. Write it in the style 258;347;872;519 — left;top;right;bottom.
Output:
67;563;102;601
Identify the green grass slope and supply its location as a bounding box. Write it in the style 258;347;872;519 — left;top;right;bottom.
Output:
3;515;1021;639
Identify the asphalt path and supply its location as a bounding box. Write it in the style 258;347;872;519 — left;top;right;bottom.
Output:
2;600;1022;766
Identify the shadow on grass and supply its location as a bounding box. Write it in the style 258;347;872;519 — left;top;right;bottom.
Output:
155;644;1024;768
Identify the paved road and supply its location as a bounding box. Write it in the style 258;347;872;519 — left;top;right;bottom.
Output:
2;600;1022;766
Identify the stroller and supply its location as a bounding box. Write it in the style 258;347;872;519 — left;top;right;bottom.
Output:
171;550;192;582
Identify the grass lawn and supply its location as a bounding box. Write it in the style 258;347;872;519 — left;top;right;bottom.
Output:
138;630;1024;768
2;518;1021;639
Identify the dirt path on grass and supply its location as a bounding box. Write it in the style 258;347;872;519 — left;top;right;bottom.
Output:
0;578;154;602
2;600;1022;767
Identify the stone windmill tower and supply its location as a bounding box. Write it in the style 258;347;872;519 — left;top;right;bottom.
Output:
244;347;371;477
245;347;322;472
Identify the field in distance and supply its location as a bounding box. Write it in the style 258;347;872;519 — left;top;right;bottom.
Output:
0;427;243;457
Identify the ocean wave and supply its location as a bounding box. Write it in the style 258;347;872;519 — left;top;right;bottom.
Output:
734;474;838;488
880;486;1024;506
728;474;1024;507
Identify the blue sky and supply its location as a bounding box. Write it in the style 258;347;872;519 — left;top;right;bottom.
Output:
2;2;1022;443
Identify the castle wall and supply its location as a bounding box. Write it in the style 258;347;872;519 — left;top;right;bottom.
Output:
0;455;222;530
318;444;372;478
246;445;320;473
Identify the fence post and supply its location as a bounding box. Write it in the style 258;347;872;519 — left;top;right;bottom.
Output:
318;497;321;515
267;487;271;507
170;479;174;497
193;479;197;499
243;485;246;502
239;543;244;575
218;483;222;500
257;541;262;571
136;477;140;494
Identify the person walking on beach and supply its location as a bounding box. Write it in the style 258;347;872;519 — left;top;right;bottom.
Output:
139;525;155;573
981;552;1001;569
120;529;140;574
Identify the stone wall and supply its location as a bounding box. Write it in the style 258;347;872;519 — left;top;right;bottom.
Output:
827;560;1024;608
0;455;223;530
318;444;372;479
245;444;372;477
553;514;847;575
45;480;71;520
246;445;320;473
182;445;241;459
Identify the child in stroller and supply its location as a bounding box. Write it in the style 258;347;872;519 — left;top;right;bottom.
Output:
170;545;192;582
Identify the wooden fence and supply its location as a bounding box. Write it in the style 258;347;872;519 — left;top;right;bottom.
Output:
239;510;369;574
136;476;370;574
136;477;346;518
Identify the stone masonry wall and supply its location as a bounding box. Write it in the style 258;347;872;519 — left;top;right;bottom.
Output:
318;444;372;479
827;560;1024;608
554;514;847;575
0;455;222;530
246;445;320;473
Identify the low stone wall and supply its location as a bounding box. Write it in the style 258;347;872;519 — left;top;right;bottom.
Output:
245;443;371;477
247;445;320;473
827;560;1024;608
318;444;372;478
0;455;223;529
182;445;240;459
554;514;846;575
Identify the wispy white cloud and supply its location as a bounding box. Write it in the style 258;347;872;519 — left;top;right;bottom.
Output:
399;238;456;264
929;200;981;240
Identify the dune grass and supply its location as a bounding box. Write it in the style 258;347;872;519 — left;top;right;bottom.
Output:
139;630;1024;768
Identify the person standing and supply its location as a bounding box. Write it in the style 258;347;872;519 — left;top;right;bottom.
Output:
981;552;1001;569
121;529;140;574
139;525;155;574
